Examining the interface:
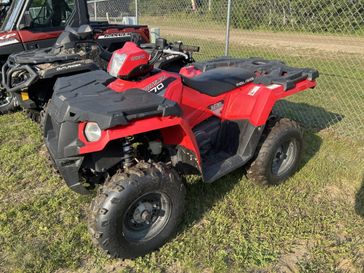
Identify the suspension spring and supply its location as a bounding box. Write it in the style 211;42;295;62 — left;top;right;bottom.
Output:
122;137;134;168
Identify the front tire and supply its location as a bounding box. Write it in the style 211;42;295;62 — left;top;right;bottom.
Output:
88;162;186;259
0;89;18;114
247;118;303;186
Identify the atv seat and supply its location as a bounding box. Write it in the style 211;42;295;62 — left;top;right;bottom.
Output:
182;67;255;97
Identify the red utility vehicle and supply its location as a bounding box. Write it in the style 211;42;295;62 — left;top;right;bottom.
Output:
0;0;149;113
44;39;319;259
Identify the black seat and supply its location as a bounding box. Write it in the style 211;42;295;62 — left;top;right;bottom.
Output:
182;67;256;96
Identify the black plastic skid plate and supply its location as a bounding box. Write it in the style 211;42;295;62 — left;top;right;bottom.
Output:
50;70;181;130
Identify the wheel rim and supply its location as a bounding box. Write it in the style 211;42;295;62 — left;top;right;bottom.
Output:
0;90;13;108
271;139;298;176
123;192;172;242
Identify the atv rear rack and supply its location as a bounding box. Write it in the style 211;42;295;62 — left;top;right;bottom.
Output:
194;57;319;91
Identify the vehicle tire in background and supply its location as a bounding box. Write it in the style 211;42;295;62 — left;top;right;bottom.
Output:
247;118;304;186
89;162;186;259
0;89;18;114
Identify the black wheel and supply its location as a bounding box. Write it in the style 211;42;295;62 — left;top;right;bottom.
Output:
247;118;303;186
88;162;186;259
0;89;18;114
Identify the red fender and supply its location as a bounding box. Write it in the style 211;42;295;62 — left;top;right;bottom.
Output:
78;116;202;165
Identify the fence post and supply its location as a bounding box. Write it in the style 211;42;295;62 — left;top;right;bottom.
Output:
225;0;232;56
94;1;97;21
135;0;139;24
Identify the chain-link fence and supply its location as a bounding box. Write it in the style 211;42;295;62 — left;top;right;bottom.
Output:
88;0;364;142
87;0;136;23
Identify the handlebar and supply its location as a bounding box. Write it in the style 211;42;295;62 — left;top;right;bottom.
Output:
173;43;200;53
140;43;156;50
162;49;189;60
140;40;200;54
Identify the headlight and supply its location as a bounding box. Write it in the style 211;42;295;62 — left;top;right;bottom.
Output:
84;122;102;142
108;53;127;78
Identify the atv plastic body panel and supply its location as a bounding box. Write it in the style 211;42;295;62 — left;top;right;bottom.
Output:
49;70;182;130
182;67;255;96
44;56;318;194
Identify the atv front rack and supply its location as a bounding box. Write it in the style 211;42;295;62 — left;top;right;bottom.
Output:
49;70;182;130
1;62;38;93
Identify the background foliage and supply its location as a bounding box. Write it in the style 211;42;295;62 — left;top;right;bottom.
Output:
138;0;364;34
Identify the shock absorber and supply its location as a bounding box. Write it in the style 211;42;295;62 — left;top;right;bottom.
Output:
122;137;134;168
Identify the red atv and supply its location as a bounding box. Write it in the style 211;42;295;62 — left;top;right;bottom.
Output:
44;39;318;259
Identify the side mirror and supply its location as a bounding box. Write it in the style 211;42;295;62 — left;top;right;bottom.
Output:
19;11;32;29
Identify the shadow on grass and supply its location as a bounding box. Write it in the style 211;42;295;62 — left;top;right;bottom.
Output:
355;175;364;218
274;100;344;132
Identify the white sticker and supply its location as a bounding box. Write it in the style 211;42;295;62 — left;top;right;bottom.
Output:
0;33;16;40
266;84;281;90
0;38;19;47
248;86;260;96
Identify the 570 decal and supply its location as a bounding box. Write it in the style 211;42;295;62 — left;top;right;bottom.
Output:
143;77;176;96
149;83;165;94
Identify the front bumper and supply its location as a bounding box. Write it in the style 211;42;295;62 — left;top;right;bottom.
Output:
52;156;89;195
44;101;91;195
45;126;89;195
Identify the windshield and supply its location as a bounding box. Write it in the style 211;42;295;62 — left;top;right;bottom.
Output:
0;1;9;25
1;0;23;31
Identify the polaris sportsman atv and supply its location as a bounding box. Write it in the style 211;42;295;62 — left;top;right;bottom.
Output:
0;0;150;114
2;35;198;122
43;39;318;259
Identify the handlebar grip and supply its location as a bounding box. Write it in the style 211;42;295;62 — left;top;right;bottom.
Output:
140;43;156;49
180;45;200;52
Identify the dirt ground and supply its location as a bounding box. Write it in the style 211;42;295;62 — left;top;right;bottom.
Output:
153;24;364;55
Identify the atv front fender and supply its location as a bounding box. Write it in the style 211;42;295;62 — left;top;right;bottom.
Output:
78;116;202;166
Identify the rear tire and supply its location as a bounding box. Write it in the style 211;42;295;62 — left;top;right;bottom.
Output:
247;118;303;186
88;162;186;259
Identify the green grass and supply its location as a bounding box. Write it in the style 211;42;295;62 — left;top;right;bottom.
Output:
1;32;364;272
0;112;363;272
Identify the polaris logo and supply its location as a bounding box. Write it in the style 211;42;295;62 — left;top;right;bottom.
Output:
56;63;82;71
97;33;131;39
143;76;167;92
131;54;146;61
236;77;255;87
143;77;176;96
